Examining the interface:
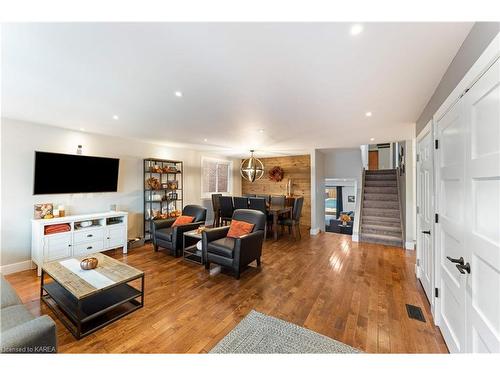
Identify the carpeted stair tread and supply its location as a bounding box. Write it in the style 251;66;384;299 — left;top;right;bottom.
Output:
364;193;398;201
365;174;397;181
363;200;400;209
362;215;401;224
361;223;402;235
365;169;396;175
365;180;397;187
362;207;400;218
364;186;398;194
359;233;403;247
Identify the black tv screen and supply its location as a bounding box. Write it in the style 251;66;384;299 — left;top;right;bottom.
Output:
33;151;120;195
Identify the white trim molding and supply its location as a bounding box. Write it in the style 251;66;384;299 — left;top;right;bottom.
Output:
352;233;359;242
310;227;320;235
405;241;416;250
0;260;34;275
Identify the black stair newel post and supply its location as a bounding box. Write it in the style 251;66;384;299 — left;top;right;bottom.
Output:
336;186;343;219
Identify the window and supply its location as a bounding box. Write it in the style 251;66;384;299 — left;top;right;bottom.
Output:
201;157;233;197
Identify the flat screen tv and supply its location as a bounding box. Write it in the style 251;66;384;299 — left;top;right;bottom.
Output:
33;151;120;195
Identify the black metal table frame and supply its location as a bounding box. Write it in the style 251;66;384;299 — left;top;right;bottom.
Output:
183;231;203;264
40;269;144;340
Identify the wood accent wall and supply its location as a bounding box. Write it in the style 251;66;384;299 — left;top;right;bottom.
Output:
241;154;311;227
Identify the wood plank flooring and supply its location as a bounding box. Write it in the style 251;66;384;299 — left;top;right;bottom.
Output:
5;230;448;353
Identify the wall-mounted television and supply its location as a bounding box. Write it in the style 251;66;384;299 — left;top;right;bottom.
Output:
33;151;120;195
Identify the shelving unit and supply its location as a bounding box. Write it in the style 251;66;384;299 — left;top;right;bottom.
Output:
143;158;183;241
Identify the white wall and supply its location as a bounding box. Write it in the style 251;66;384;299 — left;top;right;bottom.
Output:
0;118;241;267
378;147;391;169
405;138;416;249
310;149;325;234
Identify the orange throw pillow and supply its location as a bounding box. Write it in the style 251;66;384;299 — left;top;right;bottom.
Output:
227;220;255;238
172;215;195;227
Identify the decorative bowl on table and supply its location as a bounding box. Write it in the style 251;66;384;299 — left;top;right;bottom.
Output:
80;257;98;270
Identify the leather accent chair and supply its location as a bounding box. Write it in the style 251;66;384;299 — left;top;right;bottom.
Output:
211;193;222;227
202;209;266;279
279;196;304;239
219;196;234;226
233;196;249;210
152;205;207;257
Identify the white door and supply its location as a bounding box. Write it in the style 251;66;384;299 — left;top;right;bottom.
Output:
463;58;500;353
417;126;434;305
436;97;467;353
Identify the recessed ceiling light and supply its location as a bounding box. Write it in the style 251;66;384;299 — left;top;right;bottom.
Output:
258;129;265;133
80;128;85;131
112;115;119;120
370;138;375;142
350;24;364;36
365;112;372;117
175;91;183;97
203;138;208;142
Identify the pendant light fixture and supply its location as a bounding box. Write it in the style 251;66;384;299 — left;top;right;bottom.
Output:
240;150;264;182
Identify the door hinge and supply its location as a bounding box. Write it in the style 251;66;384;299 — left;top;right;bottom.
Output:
416;259;420;267
435;213;439;223
435;139;439;149
416;206;420;214
435;288;439;298
416;154;420;162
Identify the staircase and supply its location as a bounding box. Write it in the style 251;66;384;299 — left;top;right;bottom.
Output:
359;169;404;247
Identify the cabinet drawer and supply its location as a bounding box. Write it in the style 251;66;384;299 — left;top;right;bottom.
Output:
44;233;72;261
106;225;125;248
74;228;104;244
73;240;104;256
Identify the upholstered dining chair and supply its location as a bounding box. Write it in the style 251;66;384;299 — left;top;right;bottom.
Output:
278;196;304;239
202;209;266;279
248;197;268;240
270;195;286;208
211;193;222;227
233;196;249;210
152;205;207;257
219;196;234;226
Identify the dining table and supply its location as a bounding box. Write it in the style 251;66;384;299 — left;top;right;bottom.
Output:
267;205;292;241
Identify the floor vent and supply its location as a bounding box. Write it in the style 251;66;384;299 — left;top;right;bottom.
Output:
405;304;426;322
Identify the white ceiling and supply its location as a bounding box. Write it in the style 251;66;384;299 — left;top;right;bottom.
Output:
1;22;472;156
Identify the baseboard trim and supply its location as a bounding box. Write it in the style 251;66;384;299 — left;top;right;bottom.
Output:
352;233;359;242
0;260;34;275
405;241;416;250
310;227;320;235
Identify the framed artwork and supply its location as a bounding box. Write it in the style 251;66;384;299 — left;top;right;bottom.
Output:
347;196;355;203
34;203;53;219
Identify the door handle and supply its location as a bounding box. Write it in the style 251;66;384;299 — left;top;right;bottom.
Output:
422;230;431;235
446;256;465;265
456;262;471;274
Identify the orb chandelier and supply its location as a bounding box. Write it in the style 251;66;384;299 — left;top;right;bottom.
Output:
240;150;264;182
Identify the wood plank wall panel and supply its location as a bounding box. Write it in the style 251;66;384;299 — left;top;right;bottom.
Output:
241;154;311;227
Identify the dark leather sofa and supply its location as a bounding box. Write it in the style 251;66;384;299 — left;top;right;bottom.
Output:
152;205;207;257
202;209;265;279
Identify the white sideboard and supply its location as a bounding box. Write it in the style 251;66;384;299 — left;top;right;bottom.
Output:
31;211;128;276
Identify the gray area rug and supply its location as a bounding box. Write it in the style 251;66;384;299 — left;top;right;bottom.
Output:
210;310;361;354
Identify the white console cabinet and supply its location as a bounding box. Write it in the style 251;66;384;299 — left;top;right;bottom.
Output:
31;211;128;276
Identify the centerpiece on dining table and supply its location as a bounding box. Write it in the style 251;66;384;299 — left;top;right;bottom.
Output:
339;213;351;226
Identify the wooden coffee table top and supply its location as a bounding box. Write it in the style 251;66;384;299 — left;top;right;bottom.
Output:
43;253;144;299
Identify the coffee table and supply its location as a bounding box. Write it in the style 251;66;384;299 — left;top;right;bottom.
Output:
40;253;144;339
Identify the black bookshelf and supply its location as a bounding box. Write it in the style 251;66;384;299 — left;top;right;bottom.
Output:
143;158;183;241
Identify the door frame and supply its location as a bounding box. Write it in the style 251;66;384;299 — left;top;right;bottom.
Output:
416;119;437;321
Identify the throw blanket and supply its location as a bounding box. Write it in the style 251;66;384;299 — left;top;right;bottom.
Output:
44;223;71;235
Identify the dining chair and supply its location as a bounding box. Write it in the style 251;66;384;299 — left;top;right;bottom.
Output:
270;195;285;208
243;193;256;198
211;193;222;227
256;195;270;205
248;197;268;240
279;196;304;239
219;196;234;226
233;196;249;210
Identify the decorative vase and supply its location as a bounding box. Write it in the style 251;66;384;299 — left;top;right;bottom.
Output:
286;179;293;196
80;257;98;270
342;221;347;226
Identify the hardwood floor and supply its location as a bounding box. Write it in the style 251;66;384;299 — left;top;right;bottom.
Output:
5;230;448;353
